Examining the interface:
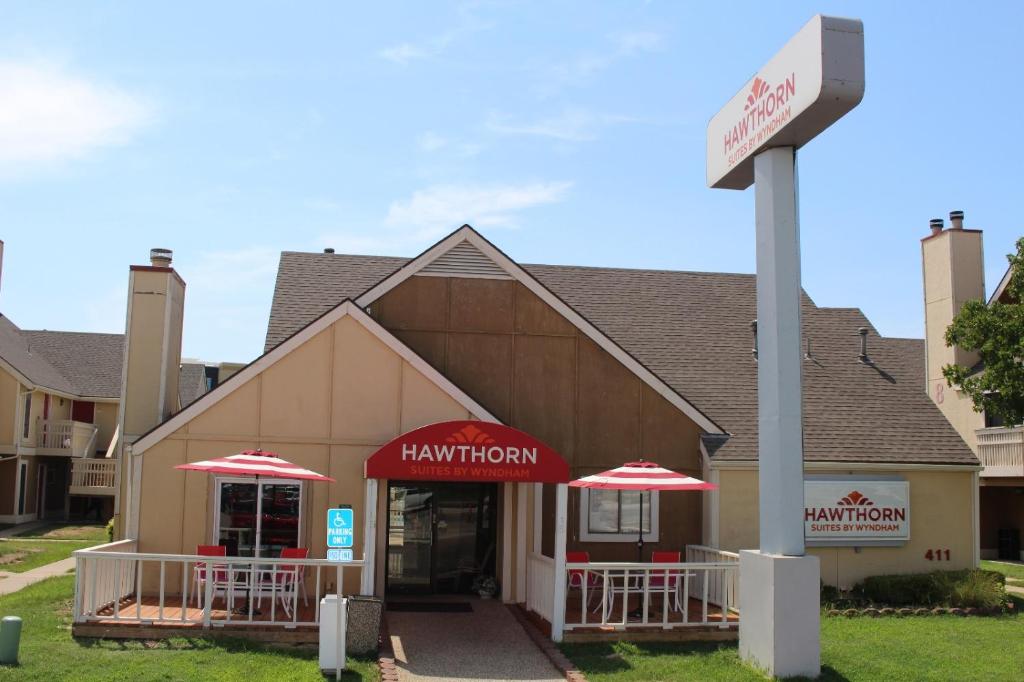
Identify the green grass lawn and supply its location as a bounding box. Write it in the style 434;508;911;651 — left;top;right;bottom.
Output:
982;559;1024;583
0;576;378;681
562;606;1024;681
12;523;109;542
0;540;96;573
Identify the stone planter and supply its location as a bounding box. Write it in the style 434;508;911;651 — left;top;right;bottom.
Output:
347;596;384;655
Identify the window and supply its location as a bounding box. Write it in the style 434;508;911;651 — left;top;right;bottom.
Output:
22;393;31;439
579;488;659;542
214;478;303;557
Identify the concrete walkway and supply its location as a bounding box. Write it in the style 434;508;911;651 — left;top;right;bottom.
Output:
388;598;563;682
0;557;76;597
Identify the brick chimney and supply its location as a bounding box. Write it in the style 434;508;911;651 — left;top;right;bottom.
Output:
116;248;186;535
921;211;985;447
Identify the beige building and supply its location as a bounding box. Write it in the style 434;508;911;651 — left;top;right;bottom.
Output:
922;211;1024;560
107;225;976;600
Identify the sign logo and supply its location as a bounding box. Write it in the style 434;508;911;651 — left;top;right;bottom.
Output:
326;508;354;549
365;420;570;483
723;73;796;165
804;479;909;546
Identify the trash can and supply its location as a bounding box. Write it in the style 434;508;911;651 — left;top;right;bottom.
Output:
346;595;384;655
319;595;347;674
0;616;22;665
997;528;1020;561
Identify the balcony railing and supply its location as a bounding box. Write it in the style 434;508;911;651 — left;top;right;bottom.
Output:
976;426;1024;477
36;419;98;457
70;459;118;496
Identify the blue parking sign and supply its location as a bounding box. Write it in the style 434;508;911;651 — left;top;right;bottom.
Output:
326;508;354;548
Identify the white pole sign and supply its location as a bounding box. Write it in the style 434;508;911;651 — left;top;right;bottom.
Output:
707;15;865;190
707;14;864;678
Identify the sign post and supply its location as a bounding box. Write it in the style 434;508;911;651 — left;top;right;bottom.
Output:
327;506;354;680
707;14;864;678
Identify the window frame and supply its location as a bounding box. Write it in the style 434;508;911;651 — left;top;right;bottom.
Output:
578;487;660;543
211;476;305;557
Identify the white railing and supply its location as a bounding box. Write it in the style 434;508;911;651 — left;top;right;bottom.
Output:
73;542;365;629
36;419;98;457
70;459;118;495
74;539;138;622
976;427;1024;477
686;545;739;609
562;561;739;631
527;552;555;622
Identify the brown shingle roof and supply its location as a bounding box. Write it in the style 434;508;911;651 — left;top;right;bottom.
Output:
265;251;977;466
21;330;125;399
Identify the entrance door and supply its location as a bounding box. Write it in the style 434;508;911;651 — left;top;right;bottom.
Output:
385;481;498;594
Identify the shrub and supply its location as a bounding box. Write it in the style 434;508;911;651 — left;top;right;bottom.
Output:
105;518;114;543
856;570;1006;609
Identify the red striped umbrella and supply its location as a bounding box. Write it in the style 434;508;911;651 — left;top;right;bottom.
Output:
570;460;716;561
175;449;335;482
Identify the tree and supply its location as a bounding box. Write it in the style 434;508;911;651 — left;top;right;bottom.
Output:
943;237;1024;426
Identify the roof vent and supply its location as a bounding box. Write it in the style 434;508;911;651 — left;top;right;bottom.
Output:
949;210;965;230
150;248;172;267
417;241;511;280
324;248;335;254
929;218;944;235
858;327;870;363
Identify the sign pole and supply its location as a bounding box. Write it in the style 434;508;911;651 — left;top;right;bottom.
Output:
706;15;864;679
753;146;805;556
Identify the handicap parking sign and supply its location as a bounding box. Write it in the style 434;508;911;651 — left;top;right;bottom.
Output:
326;507;354;548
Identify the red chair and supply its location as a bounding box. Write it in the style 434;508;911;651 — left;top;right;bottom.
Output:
193;545;229;608
566;551;603;612
259;547;309;617
648;551;684;613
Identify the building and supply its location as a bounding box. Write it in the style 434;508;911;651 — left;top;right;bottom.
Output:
922;211;1024;560
0;243;231;524
75;225;978;641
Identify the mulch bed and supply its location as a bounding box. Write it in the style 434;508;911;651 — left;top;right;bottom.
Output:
826;604;1014;617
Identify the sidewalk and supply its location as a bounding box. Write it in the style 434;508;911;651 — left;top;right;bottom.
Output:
387;598;563;682
0;557;76;597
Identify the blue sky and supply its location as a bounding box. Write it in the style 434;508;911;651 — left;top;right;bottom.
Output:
1;1;1021;362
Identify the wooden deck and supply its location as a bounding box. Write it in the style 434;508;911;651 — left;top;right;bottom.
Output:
73;594;320;643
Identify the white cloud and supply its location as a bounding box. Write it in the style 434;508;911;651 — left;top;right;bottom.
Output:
486;109;636;142
383;181;572;238
379;43;437;66
378;6;493;65
417;131;449;152
540;30;664;92
0;61;151;166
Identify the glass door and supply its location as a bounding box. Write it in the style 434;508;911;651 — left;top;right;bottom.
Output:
217;479;302;557
385;482;498;594
386;484;434;592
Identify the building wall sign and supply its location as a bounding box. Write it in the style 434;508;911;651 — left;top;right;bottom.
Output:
706;15;865;190
365;420;570;483
805;479;910;546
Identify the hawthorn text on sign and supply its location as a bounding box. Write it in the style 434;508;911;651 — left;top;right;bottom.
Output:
804;479;909;546
364;420;569;483
326;508;354;549
706;15;865;189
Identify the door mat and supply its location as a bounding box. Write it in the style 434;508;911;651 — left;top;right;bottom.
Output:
386;601;473;613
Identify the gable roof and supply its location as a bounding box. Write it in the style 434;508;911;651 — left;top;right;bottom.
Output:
266;229;978;467
132;299;500;455
278;226;723;434
0;315;79;396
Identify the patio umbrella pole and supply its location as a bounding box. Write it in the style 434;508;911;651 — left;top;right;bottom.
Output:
637;493;644;563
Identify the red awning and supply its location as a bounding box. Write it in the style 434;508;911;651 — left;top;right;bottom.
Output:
365;420;569;483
